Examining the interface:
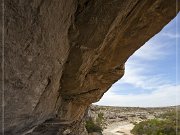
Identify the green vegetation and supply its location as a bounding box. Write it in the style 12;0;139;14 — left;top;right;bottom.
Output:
131;110;180;135
96;113;104;127
85;113;104;133
85;118;103;133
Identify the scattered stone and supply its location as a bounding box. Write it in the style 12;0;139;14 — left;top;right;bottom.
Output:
63;129;71;135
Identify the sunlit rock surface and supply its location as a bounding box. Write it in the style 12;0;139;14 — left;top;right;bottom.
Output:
1;0;179;134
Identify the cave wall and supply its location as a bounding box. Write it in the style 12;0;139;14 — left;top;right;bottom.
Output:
1;0;179;134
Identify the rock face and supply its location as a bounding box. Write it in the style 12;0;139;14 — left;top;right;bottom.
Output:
1;0;179;134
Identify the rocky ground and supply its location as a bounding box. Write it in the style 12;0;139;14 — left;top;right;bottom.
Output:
87;105;177;135
103;122;134;135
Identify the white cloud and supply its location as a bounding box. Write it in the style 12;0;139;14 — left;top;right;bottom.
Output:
160;32;180;39
132;39;169;61
115;35;174;91
95;23;178;107
118;61;173;90
95;85;180;107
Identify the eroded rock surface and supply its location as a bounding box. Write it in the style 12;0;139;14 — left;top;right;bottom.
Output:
1;0;179;134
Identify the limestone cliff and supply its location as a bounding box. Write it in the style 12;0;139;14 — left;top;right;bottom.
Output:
1;0;179;134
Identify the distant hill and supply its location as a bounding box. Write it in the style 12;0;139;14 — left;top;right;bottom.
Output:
85;105;179;135
87;105;178;125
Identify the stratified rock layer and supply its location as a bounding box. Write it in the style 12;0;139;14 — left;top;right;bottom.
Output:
1;0;179;134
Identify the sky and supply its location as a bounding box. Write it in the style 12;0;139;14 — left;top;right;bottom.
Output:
95;13;180;107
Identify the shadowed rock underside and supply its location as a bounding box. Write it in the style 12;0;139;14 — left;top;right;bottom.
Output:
1;0;179;134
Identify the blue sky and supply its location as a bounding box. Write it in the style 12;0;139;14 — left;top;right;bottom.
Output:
95;13;180;107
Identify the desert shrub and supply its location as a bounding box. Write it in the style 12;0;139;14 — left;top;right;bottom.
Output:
96;113;104;126
131;110;180;135
85;118;103;133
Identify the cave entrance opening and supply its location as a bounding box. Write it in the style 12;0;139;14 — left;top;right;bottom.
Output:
94;13;179;108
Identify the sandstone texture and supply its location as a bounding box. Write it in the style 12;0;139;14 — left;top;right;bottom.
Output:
1;0;179;134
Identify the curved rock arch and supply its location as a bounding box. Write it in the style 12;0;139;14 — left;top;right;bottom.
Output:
1;0;179;134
